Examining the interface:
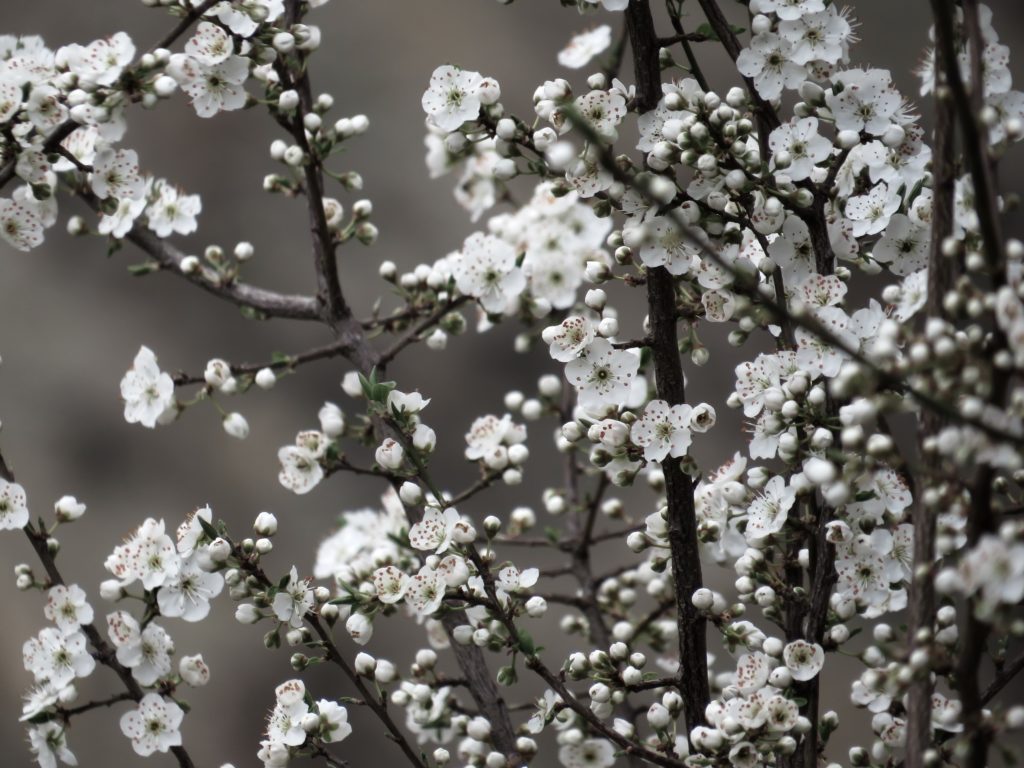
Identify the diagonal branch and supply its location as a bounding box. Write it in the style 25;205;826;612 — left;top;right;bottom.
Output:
0;451;196;768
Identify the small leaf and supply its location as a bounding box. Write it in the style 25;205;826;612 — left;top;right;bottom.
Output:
239;306;267;320
517;629;536;655
197;515;221;541
127;261;159;276
695;23;719;41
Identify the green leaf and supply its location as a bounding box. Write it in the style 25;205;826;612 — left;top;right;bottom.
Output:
358;369;377;400
695;23;719;41
126;261;159;276
240;305;268;321
517;629;537;655
197;515;220;541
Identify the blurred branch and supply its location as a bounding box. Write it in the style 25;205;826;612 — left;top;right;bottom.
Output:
982;649;1024;705
906;38;958;768
931;0;1004;271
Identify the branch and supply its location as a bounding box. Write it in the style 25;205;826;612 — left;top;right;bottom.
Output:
151;0;221;52
121;224;322;320
172;337;352;386
929;6;1007;768
376;295;471;370
0;0;220;192
906;39;959;768
625;0;709;734
239;556;426;768
278;0;349;327
58;692;135;720
665;1;710;92
1;453;196;768
930;0;1004;272
982;649;1024;705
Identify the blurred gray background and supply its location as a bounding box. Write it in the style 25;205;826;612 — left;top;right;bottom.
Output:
1;1;1022;766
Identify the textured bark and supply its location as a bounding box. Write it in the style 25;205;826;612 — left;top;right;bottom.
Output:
625;0;711;734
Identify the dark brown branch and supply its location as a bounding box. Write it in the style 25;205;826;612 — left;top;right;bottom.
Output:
58;692;135;719
239;556;426;768
279;0;349;327
906;41;958;768
172;337;351;385
453;540;684;768
982;649;1024;705
151;0;221;52
2;454;195;768
377;296;470;370
931;0;1004;272
665;1;710;92
626;0;709;734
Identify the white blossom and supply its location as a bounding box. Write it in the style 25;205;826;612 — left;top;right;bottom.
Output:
119;346;175;429
120;694;183;756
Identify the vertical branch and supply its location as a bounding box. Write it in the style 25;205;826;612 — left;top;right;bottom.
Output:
280;0;368;366
930;0;1004;271
665;1;710;93
930;4;1008;767
625;0;710;734
905;43;958;768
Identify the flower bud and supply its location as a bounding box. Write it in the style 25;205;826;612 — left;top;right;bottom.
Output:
54;495;86;522
179;654;210;686
223;412;250;440
375;438;405;470
254;511;278;536
355;652;376;676
236;604;261;624
346;613;373;645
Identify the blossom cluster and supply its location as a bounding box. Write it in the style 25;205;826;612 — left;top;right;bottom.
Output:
3;0;1024;767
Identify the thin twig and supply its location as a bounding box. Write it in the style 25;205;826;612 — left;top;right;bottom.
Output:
1;453;196;768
